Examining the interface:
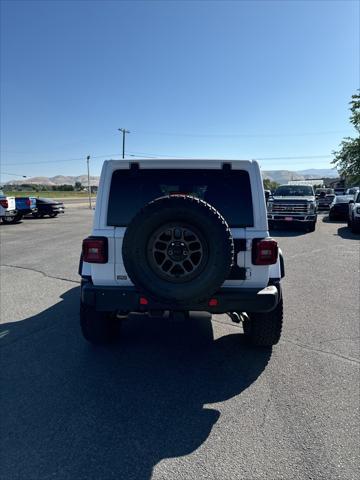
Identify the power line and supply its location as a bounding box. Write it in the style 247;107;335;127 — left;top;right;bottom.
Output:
127;151;333;161
127;150;189;159
254;154;332;160
2;151;334;167
132;129;349;138
1;172;27;177
1;154;121;166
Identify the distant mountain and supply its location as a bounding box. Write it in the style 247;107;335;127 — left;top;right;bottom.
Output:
262;168;338;184
262;170;305;184
5;168;339;187
6;175;100;186
295;168;338;178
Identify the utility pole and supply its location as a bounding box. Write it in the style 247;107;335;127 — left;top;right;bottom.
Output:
118;128;130;158
86;155;92;209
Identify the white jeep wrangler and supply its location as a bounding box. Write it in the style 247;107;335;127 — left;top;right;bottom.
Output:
79;159;285;346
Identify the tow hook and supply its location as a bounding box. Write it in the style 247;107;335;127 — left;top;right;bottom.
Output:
228;312;242;323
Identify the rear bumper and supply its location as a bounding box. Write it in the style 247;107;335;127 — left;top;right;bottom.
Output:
330;208;348;218
2;209;17;217
81;281;279;314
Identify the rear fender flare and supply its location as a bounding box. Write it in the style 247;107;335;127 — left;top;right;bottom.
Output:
268;248;285;279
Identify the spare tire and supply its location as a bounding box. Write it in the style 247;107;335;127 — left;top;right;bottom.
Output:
122;195;234;304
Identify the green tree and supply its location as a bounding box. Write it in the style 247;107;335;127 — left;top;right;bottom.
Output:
263;178;279;191
332;92;360;185
74;181;82;191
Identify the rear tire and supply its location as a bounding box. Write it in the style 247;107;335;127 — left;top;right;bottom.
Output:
80;302;120;345
243;298;283;347
49;213;58;218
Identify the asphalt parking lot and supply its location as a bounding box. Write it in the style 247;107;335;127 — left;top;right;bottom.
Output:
1;209;359;480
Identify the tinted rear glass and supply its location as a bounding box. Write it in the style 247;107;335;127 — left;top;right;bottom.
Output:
335;195;352;203
107;169;254;227
274;185;314;196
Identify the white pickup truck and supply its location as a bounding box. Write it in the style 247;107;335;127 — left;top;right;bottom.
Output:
348;190;360;233
0;191;18;224
79;159;285;347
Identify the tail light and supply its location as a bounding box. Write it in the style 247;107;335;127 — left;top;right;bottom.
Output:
252;238;278;265
0;199;8;209
26;198;31;207
82;237;108;263
208;298;219;307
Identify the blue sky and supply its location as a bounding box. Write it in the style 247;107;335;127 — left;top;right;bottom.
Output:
1;0;359;181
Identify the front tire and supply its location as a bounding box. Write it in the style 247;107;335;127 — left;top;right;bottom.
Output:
352;217;360;234
307;221;316;232
243;298;283;347
80;302;120;345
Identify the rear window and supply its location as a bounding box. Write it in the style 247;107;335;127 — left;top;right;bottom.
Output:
335;195;352;203
274;185;314;196
107;169;254;227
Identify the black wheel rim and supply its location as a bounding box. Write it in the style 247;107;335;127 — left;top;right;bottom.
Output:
147;223;208;283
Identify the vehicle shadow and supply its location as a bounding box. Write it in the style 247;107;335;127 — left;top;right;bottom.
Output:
0;220;24;226
336;226;359;239
1;287;272;480
23;216;52;220
322;215;347;223
269;226;308;237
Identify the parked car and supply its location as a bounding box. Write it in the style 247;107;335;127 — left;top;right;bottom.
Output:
348;191;360;233
345;187;360;196
315;188;334;199
79;159;285;347
0;191;22;224
328;195;354;221
334;188;346;196
32;198;65;218
267;184;317;232
15;197;37;217
317;193;335;211
264;189;271;203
